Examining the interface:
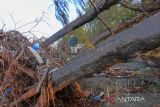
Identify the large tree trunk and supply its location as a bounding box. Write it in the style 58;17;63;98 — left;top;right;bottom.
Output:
41;0;120;47
51;12;160;90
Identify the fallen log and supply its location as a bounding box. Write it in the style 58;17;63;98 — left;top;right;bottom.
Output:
41;0;120;47
51;12;160;90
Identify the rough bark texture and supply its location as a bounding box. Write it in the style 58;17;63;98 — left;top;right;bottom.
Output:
51;12;160;90
41;0;120;47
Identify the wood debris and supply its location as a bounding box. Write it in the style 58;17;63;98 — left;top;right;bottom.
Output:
0;30;92;107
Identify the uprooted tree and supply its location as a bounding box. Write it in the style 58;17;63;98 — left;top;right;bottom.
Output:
40;0;160;89
0;0;160;106
41;0;160;47
51;12;160;90
41;0;121;47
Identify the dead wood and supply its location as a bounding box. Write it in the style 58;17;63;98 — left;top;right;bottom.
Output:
51;12;160;90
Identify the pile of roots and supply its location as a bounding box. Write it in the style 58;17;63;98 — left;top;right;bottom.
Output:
0;30;94;107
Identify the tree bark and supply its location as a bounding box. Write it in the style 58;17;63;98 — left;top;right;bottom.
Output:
51;12;160;90
41;0;120;47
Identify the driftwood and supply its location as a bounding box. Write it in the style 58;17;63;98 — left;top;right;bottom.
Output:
41;0;120;47
50;12;160;90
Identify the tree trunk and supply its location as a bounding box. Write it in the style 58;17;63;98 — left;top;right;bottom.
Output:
51;12;160;90
41;0;120;47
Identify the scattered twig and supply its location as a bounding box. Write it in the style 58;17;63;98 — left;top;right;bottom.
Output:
0;18;6;30
9;87;37;107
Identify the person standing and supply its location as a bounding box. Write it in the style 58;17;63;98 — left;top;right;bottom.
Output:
69;33;78;54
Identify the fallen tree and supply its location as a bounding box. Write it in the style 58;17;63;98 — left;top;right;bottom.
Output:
51;12;160;90
41;0;120;47
41;0;160;47
0;30;89;106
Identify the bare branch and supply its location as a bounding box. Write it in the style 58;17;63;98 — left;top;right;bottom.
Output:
7;12;19;30
16;21;37;30
0;18;6;30
20;12;48;39
18;12;45;31
29;31;39;39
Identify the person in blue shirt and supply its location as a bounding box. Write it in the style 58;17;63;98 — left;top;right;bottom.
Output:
69;33;78;53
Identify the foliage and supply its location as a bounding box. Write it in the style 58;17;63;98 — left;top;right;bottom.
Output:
86;4;137;39
59;0;137;45
53;0;86;26
64;26;89;44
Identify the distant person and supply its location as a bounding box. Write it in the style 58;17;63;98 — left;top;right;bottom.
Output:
69;33;78;54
